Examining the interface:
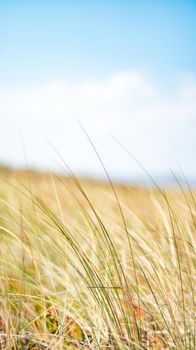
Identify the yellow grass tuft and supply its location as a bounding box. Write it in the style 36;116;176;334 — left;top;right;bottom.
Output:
0;168;195;349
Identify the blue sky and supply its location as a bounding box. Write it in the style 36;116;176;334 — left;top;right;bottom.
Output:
0;1;196;181
1;1;196;83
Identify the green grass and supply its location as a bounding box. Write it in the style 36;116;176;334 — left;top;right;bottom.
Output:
0;168;195;349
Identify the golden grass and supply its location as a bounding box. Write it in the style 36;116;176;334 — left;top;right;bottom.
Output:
0;168;195;349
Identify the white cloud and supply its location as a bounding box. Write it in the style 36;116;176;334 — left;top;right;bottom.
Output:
0;71;196;178
0;71;153;119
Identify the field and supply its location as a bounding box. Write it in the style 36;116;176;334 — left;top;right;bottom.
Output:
0;166;195;349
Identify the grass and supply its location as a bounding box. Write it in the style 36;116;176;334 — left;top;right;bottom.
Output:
0;166;195;349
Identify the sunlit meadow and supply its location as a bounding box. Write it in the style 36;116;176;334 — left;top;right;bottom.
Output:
0;165;195;349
